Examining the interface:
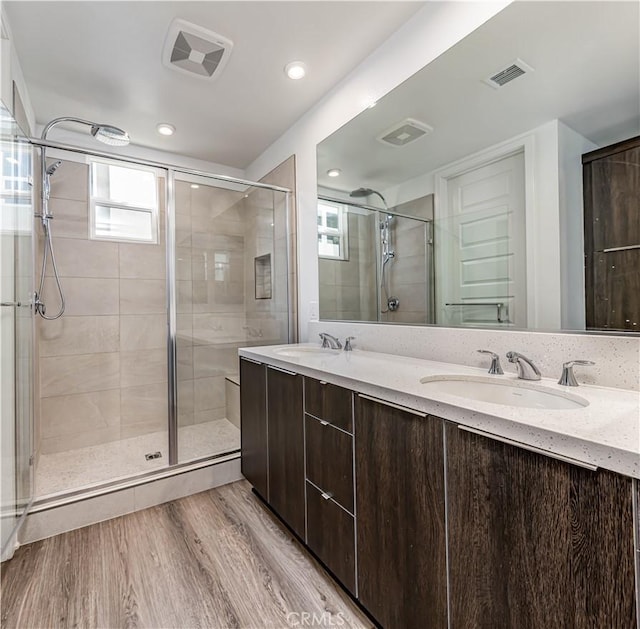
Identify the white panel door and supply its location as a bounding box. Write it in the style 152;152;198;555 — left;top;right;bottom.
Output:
436;151;526;327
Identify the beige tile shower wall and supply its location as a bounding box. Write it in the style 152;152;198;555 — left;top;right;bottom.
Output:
37;160;168;455
319;212;376;321
248;156;298;343
384;194;434;325
174;156;296;431
175;182;246;428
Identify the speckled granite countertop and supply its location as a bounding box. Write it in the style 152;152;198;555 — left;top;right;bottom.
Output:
239;344;640;479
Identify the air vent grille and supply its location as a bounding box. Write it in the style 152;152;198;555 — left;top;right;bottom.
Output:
162;19;233;81
484;58;534;89
377;118;433;147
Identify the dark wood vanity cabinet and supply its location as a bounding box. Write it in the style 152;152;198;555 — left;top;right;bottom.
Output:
304;378;356;595
446;424;637;629
583;136;640;330
239;358;268;498
241;361;638;629
354;395;448;629
266;366;305;538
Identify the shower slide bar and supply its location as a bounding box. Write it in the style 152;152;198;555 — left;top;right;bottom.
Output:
26;137;292;194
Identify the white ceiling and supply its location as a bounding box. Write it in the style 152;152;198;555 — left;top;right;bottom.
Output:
4;1;424;168
317;1;640;194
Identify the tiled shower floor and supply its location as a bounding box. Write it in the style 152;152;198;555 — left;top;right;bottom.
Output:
35;419;240;499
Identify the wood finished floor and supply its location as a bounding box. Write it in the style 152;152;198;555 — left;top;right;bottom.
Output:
1;480;371;629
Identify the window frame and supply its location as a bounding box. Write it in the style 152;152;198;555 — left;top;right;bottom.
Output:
89;157;160;244
317;200;349;261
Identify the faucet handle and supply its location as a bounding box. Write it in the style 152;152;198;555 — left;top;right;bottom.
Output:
477;349;504;375
319;333;329;348
558;360;595;386
344;336;356;351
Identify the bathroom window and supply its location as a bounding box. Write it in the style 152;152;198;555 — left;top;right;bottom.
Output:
317;201;348;260
89;159;159;243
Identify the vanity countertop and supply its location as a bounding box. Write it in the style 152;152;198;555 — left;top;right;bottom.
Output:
239;344;640;479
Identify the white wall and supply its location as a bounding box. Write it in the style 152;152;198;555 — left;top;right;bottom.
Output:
1;10;35;134
558;122;598;329
245;1;511;340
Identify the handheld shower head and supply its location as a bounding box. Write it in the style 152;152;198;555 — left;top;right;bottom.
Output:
46;160;62;176
90;124;130;146
349;187;388;209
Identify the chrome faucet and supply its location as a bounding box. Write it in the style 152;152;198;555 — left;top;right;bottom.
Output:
506;351;541;381
344;336;355;351
319;333;342;350
558;360;595;386
477;349;503;374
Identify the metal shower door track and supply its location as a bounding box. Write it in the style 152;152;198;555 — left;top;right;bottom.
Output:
26;137;292;193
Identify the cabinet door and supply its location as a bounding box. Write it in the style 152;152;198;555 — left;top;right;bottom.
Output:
267;366;305;538
446;424;637;629
586;144;640;252
355;395;447;629
587;249;640;330
239;358;267;498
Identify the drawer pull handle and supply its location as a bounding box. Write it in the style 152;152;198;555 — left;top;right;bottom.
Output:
241;357;262;365
319;420;330;426
321;492;332;501
457;425;598;471
267;365;297;376
357;393;427;418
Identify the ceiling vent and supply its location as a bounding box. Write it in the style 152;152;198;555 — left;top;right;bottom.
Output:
162;19;233;80
376;118;433;147
484;58;534;89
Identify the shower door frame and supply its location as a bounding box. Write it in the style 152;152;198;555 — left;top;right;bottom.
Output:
28;136;293;474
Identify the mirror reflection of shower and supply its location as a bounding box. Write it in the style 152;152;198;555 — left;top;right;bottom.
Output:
349;187;399;313
36;117;130;319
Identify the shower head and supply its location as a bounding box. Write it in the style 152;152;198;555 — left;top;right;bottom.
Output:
349;187;388;209
90;124;130;147
46;160;62;176
41;116;130;147
349;187;374;198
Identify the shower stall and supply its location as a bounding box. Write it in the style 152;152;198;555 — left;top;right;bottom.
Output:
318;193;434;324
1;107;294;532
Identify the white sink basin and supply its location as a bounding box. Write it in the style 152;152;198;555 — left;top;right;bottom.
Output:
419;375;588;410
273;346;341;358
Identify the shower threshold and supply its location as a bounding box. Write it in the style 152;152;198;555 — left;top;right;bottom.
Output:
35;419;240;500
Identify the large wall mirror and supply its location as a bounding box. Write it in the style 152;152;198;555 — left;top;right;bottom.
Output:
316;1;640;333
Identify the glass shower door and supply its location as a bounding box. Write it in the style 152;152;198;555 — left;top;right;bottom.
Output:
173;176;289;463
1;105;33;559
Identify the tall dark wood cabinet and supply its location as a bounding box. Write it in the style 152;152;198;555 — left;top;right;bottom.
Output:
583;135;640;330
446;424;637;629
266;366;305;538
354;395;447;629
239;358;268;498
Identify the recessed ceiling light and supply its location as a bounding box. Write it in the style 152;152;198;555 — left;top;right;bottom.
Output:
157;123;175;136
327;169;341;178
285;61;307;80
190;184;199;189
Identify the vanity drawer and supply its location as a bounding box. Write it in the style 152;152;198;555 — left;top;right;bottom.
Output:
306;481;356;595
305;414;354;513
304;377;352;433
